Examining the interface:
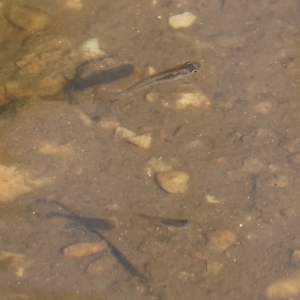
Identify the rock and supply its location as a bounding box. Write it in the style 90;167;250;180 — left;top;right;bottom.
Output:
206;230;237;253
114;127;152;148
242;158;266;175
114;126;136;141
0;251;33;277
128;133;152;149
63;242;107;257
81;38;105;60
207;261;223;274
254;101;271;115
64;0;83;10
173;92;210;110
98;117;120;131
73;107;92;126
264;271;300;299
145;93;159;103
39;142;75;162
145;157;173;177
38;73;66;96
156;171;189;194
168;12;197;29
5;6;51;31
0;165;50;202
206;194;221;204
291;250;300;264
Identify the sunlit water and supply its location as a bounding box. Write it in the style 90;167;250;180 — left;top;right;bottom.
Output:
0;1;300;299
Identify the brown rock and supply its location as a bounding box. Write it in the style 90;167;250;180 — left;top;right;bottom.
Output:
206;230;237;253
156;171;189;194
5;6;51;31
265;271;300;299
63;242;107;257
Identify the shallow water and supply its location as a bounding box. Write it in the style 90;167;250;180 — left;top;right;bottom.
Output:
1;1;300;299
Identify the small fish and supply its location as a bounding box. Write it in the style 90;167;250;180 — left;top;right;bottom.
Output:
137;214;189;229
98;61;200;100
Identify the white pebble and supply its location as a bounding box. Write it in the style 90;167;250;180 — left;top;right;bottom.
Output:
174;92;210;110
81;38;105;60
168;12;197;29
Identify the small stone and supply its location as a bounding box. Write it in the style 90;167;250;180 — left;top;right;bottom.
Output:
0;165;50;202
254;101;271;115
0;251;33;277
145;92;159;102
38;73;66;96
98;117;120;131
156;171;189;194
128;133;152;149
145;157;173;177
242;158;266;175
114;126;136;141
206;230;237;253
207;261;223;274
63;242;107;257
73;107;92;126
5;6;51;31
291;250;300;264
39;142;75;161
81;38;105;60
264;271;300;299
173;92;210;110
64;0;83;10
206;194;220;204
168;12;197;29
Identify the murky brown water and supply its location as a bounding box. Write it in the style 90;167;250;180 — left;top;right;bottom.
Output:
1;0;300;299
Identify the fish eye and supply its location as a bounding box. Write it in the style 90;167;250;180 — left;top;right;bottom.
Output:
192;69;197;73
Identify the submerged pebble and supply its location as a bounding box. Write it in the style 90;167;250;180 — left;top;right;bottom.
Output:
156;171;189;194
115;127;152;148
63;242;107;257
0;165;50;202
173;92;210;110
168;12;197;29
5;6;51;31
206;230;237;253
0;251;33;277
81;38;105;60
128;133;152;149
264;271;300;299
145;157;173;177
64;0;83;10
254;101;271;115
